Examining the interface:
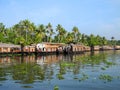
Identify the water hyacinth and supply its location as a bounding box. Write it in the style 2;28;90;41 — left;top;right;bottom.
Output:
99;74;113;82
54;85;59;90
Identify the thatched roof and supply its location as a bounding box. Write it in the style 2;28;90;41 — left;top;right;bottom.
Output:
0;43;20;48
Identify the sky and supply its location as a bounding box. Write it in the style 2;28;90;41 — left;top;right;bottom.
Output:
0;0;120;40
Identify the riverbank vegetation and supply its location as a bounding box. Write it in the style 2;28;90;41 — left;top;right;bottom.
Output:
0;19;119;46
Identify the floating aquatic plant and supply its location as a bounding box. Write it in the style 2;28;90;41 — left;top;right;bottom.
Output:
56;74;64;80
60;62;75;67
101;67;106;70
79;73;89;82
22;85;33;88
105;61;116;66
54;85;59;90
0;77;7;81
99;74;113;82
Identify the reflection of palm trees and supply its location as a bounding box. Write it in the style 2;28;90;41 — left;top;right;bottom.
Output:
0;51;115;85
12;63;45;83
0;68;7;81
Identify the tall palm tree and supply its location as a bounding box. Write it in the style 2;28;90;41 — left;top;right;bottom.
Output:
0;23;5;33
111;36;114;40
87;34;96;52
18;19;36;44
35;24;46;43
111;36;116;47
0;23;5;42
56;24;61;42
56;24;67;43
102;36;107;45
66;32;74;43
46;23;55;42
81;33;87;44
76;32;81;43
72;26;79;43
96;35;101;45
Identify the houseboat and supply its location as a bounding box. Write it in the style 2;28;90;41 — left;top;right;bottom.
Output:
36;42;65;54
0;42;119;55
63;44;90;54
0;43;21;54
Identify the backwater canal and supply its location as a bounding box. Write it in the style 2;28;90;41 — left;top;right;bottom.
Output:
0;50;120;90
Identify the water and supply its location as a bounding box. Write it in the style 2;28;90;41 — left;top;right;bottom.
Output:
0;50;120;90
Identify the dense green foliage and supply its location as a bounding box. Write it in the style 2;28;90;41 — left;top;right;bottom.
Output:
0;20;119;46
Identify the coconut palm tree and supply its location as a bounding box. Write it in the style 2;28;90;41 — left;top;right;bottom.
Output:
102;36;107;45
87;34;96;52
46;23;55;42
111;36;115;45
17;19;36;44
66;32;74;43
56;24;67;43
81;33;88;45
56;24;62;42
35;24;46;43
72;26;79;43
111;36;116;49
0;23;5;33
76;32;81;43
0;23;5;42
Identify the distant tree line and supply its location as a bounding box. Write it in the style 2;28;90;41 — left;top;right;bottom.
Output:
0;19;120;46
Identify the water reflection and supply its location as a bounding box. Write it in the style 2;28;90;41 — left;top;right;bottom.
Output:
0;50;120;90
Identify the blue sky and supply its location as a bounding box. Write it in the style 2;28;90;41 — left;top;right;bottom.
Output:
0;0;120;40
